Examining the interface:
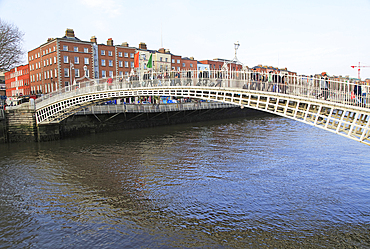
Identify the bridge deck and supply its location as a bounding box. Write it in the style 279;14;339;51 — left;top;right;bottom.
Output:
33;70;370;146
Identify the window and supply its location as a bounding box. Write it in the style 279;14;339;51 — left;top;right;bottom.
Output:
101;59;106;66
118;52;122;57
119;61;123;67
74;56;79;64
182;63;185;67
160;57;163;62
109;60;113;67
50;70;53;78
84;57;89;65
172;59;175;63
50;58;52;65
142;54;146;60
53;46;56;51
44;72;46;79
36;63;38;69
54;56;56;64
75;69;80;77
130;53;134;58
55;69;57;78
64;68;69;77
43;60;46;67
63;45;68;51
108;51;113;56
131;62;134;68
190;63;193;68
101;50;105;55
64;81;69;87
124;52;128;58
109;71;113;77
177;60;180;64
165;58;168;62
102;70;106;78
74;46;78;52
84;47;88;53
47;71;50;79
125;61;128;68
64;56;68;63
119;71;123;76
49;48;51;53
177;67;180;71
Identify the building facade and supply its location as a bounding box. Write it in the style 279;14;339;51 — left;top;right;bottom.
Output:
4;64;31;97
27;29;136;95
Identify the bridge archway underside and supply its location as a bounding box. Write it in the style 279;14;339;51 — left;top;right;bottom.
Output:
36;87;370;146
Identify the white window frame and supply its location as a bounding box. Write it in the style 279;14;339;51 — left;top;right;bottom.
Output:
74;56;79;64
64;56;68;63
84;57;89;65
75;68;80;77
119;61;123;67
84;47;88;53
63;45;68;51
124;52;128;58
101;50;105;55
101;59;106;66
102;70;106;78
109;60;113;67
64;68;69;77
108;51;113;56
125;61;129;68
109;71;113;77
74;46;78;52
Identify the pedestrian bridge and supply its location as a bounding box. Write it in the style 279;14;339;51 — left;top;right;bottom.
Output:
34;70;370;146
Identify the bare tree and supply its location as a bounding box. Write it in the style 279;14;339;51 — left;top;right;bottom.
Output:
0;19;24;70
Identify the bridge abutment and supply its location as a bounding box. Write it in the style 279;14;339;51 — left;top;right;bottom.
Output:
5;104;37;142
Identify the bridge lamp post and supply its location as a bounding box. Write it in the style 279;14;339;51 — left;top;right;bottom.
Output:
234;41;240;63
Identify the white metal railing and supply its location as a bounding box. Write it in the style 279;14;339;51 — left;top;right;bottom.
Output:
75;102;235;115
35;69;369;110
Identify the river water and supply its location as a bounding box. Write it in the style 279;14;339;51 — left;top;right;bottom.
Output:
1;114;369;248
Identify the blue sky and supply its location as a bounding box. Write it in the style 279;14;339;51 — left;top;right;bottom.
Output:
1;0;370;79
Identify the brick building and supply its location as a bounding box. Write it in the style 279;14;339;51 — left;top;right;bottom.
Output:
180;57;197;71
27;29;136;95
199;59;243;71
4;64;31;97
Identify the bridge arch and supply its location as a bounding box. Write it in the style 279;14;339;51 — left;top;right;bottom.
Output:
34;72;370;146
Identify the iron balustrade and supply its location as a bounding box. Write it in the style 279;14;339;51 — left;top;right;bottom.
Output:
35;69;369;110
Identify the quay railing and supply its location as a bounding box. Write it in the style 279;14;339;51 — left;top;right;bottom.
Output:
75;102;235;115
35;69;369;109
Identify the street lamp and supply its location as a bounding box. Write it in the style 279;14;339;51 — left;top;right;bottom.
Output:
234;41;240;62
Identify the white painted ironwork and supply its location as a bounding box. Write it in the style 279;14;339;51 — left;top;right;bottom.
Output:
34;69;370;146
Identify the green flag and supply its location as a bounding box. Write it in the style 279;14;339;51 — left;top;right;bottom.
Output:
147;54;153;68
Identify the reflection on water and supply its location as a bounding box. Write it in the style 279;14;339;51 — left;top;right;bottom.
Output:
1;115;370;248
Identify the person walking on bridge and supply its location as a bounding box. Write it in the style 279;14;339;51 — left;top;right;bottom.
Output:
320;73;329;100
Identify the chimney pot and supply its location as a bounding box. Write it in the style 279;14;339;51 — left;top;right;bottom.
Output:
65;28;75;37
